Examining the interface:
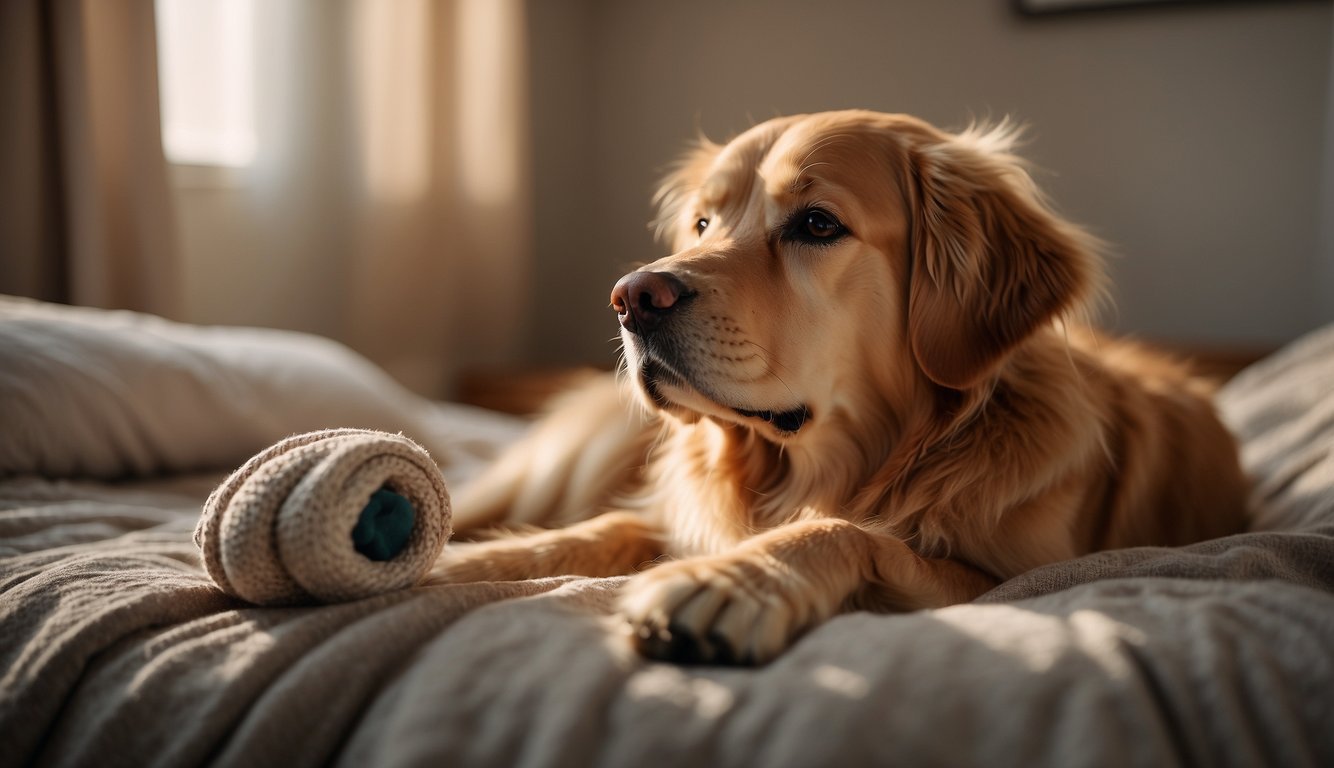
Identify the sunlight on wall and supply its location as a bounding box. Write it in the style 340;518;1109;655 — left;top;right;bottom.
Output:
457;0;524;207
353;0;430;203
154;0;256;167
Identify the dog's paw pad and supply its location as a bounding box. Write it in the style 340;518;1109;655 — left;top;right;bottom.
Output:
618;558;801;665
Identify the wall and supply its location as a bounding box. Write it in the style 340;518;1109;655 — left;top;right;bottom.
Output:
1322;5;1334;326
526;0;1333;368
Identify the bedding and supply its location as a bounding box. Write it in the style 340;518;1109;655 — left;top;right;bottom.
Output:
0;295;519;482
2;299;1332;767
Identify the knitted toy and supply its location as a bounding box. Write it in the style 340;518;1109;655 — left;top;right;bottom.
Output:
194;428;452;606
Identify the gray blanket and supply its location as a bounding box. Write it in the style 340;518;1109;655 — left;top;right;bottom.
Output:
3;323;1333;768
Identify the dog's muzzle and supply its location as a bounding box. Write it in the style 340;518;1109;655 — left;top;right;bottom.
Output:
611;269;811;436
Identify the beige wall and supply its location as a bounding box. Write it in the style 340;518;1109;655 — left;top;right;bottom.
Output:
526;0;1333;367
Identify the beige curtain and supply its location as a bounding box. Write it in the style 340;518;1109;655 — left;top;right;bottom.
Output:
346;0;532;397
0;0;183;318
177;0;532;398
2;0;531;399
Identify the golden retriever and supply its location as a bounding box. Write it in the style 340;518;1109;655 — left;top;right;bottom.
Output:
427;109;1248;665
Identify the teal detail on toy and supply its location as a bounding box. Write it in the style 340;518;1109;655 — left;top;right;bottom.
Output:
352;487;416;561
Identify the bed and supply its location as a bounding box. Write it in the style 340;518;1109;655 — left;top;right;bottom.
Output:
2;295;1332;767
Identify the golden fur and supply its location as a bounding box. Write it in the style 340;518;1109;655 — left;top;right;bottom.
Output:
427;110;1248;665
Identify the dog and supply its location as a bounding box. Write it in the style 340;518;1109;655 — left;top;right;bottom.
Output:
428;109;1249;665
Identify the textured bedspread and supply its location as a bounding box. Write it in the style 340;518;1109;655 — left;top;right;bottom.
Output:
2;305;1333;767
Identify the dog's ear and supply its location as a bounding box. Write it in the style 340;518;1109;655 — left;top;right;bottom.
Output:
906;125;1101;390
652;138;721;252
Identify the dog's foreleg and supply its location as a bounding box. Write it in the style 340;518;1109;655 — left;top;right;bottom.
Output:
421;511;667;584
617;518;996;664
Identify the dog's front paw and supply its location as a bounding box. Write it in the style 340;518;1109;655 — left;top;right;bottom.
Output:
617;554;818;665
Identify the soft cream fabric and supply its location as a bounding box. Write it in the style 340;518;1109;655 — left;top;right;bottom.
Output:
0;296;525;479
173;0;533;397
196;429;452;606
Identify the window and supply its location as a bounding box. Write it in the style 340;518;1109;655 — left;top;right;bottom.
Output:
155;0;256;168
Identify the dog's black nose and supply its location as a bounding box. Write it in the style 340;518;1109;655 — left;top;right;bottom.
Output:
610;271;689;335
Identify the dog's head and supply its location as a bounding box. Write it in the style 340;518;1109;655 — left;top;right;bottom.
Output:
611;110;1101;444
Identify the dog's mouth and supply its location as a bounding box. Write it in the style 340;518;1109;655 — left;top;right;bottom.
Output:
732;406;810;433
638;356;810;436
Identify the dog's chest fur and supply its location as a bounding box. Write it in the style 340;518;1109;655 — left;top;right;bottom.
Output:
640;337;1116;571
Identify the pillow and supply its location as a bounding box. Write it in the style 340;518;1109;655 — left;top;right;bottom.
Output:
1217;324;1334;534
0;296;476;479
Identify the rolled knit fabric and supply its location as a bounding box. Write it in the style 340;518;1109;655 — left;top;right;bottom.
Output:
195;428;452;605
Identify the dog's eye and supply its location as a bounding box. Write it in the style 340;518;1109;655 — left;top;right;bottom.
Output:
804;211;842;239
695;218;709;236
784;208;847;245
